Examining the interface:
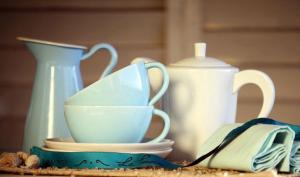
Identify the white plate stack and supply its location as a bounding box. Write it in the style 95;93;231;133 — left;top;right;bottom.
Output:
43;138;174;158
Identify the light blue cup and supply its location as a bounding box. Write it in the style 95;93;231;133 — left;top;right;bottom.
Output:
64;105;170;143
65;61;169;106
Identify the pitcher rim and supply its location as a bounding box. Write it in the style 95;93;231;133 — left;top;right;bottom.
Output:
17;37;87;50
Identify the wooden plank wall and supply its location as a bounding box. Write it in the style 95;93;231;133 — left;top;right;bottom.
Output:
0;0;164;152
202;0;300;124
0;0;300;152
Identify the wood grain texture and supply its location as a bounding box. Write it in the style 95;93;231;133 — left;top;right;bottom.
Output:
237;68;300;101
165;0;204;62
2;32;299;85
0;167;280;177
0;117;24;152
0;0;163;9
0;12;163;47
204;32;300;66
237;102;300;125
0;87;31;118
203;0;300;30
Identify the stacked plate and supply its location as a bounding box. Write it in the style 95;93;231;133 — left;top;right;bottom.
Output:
43;138;174;158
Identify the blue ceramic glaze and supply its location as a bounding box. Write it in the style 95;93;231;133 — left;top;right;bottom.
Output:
64;105;170;144
65;61;169;106
18;37;118;152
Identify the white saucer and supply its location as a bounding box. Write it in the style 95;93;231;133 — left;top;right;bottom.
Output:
44;137;174;152
42;146;173;158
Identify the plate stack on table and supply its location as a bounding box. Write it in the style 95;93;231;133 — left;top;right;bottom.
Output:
43;137;174;158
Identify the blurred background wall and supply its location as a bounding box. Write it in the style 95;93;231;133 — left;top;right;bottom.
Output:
0;0;299;152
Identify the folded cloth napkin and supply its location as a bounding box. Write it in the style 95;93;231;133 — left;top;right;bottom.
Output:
196;124;295;172
290;141;300;173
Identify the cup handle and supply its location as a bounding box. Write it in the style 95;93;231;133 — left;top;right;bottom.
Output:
145;108;170;143
145;62;169;106
233;70;275;117
81;43;118;79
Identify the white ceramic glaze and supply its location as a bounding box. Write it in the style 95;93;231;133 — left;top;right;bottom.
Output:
132;43;275;161
44;137;174;152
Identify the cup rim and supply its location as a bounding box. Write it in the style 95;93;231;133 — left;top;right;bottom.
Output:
64;105;154;109
66;61;146;102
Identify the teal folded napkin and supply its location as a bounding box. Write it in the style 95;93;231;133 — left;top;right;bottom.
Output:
196;124;295;172
290;141;300;173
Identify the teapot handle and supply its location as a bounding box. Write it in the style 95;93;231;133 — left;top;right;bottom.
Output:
82;43;118;79
233;70;275;118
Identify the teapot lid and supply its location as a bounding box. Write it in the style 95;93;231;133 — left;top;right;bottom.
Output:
170;43;231;68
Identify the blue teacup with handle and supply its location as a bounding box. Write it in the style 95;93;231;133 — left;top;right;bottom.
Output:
65;61;169;106
64;105;170;143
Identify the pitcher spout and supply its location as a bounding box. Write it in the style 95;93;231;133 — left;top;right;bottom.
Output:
17;37;86;63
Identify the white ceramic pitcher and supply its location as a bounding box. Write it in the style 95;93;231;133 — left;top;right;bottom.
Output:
132;43;275;161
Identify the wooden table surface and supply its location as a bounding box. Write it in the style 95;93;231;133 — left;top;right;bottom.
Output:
0;166;296;177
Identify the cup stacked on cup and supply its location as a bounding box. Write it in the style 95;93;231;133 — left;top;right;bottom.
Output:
64;61;170;144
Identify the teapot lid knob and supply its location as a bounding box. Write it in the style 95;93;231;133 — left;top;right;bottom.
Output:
195;43;206;57
170;42;232;68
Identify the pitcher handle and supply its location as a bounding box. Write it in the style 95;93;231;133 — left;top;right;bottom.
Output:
233;70;275;117
144;108;170;143
145;62;169;106
82;43;118;79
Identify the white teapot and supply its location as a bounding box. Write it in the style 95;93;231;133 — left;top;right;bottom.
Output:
132;43;275;161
